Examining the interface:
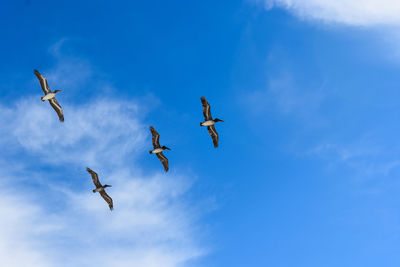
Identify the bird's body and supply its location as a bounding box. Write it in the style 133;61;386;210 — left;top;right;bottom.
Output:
149;126;171;172
93;187;106;193
150;147;164;154
86;167;113;210
41;92;56;101
200;120;216;127
34;69;64;122
200;96;224;147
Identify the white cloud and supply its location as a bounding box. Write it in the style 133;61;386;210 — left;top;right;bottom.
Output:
261;0;400;26
244;68;326;124
0;193;54;267
309;134;400;178
0;98;206;267
1;97;144;167
0;42;207;266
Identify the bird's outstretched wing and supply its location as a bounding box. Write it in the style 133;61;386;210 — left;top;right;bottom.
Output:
201;96;212;121
156;152;169;172
207;125;219;148
150;126;161;148
48;98;64;122
34;69;51;95
87;167;102;188
100;190;114;211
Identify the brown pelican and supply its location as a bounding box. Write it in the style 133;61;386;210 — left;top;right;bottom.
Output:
200;96;224;147
34;69;64;122
149;126;171;172
86;167;113;211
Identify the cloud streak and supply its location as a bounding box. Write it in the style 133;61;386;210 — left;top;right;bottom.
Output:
0;97;205;267
261;0;400;26
0;39;207;266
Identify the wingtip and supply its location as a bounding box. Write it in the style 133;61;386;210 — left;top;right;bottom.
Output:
86;167;91;172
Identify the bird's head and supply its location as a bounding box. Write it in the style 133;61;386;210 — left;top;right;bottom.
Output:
162;146;172;151
214;118;224;123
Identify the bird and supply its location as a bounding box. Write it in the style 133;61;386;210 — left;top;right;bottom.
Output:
200;96;224;147
34;69;64;122
86;167;113;211
149;126;171;172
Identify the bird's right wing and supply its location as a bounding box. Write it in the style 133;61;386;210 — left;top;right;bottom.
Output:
87;167;102;188
100;190;114;211
34;69;51;95
156;152;169;172
150;126;161;148
48;98;64;122
207;125;219;148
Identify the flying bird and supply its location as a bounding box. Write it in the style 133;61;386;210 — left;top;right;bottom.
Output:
34;69;64;122
149;126;171;172
200;96;224;147
86;167;113;211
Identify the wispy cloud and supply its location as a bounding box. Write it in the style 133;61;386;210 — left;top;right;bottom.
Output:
259;0;400;26
0;41;207;267
244;64;326;124
0;97;206;267
0;97;143;167
310;135;400;178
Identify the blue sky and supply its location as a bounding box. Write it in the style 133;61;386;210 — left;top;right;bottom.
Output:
2;0;400;266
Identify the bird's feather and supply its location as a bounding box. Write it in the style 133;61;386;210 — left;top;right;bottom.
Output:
87;168;102;188
207;125;219;148
150;126;161;148
49;98;64;122
201;96;213;121
100;190;114;211
156;152;169;172
34;69;51;95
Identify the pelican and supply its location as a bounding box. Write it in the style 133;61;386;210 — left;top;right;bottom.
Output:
34;69;64;122
86;167;113;211
200;96;224;147
149;126;171;172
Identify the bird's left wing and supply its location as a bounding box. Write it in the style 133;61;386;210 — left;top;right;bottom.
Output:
49;98;64;122
201;96;213;121
156;152;169;172
207;125;219;148
100;190;114;211
87;168;102;188
34;69;51;95
150;126;161;148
